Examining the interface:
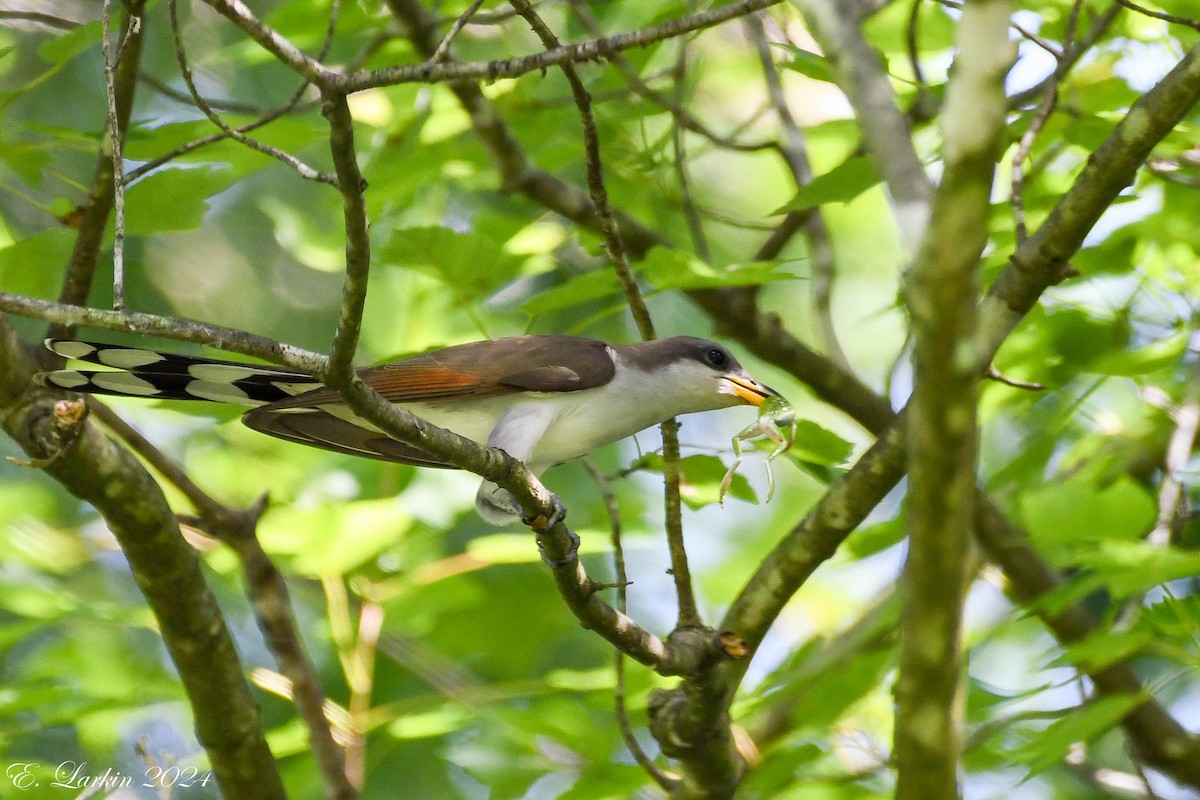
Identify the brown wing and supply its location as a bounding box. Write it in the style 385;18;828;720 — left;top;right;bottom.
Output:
264;335;616;410
242;407;456;467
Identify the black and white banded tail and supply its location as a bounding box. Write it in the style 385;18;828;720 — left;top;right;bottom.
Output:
37;340;320;406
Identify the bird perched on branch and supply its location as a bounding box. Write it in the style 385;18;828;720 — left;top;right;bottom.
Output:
37;335;779;524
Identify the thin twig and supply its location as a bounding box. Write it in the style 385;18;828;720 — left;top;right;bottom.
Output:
670;46;711;261
124;103;308;185
345;602;383;790
101;0;135;311
1008;3;1121;108
582;461;678;793
201;0;784;92
984;365;1046;390
430;0;487;62
320;89;371;383
169;0;338;184
906;0;926;90
138;73;273;114
230;524;360;800
0;9;80;29
1114;0;1200;31
352;0;786;92
568;0;776;153
1011;0;1085;243
1011;84;1057;244
87;401;219;516
1148;327;1200;547
1010;18;1062;57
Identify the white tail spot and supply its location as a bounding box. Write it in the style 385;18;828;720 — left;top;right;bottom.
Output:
91;373;161;397
98;348;166;369
48;341;98;359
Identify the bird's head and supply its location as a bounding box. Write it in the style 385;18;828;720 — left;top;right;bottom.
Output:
619;336;780;416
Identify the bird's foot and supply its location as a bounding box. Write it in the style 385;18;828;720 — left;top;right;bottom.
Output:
536;526;580;569
476;481;575;566
521;492;566;531
475;482;568;531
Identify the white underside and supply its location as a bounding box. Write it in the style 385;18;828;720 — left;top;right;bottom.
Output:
322;352;743;523
326;353;737;474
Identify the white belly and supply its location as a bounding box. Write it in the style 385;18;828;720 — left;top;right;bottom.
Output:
395;383;674;472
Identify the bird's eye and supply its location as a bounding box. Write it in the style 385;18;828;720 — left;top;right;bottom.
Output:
705;347;728;367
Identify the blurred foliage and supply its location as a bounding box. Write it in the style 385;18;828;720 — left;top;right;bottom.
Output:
1;0;1199;798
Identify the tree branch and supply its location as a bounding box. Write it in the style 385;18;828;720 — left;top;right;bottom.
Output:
345;0;786;93
51;0;146;335
791;0;933;251
87;405;357;799
0;294;328;374
0;321;287;800
895;5;1012;797
980;43;1200;361
168;0;337;184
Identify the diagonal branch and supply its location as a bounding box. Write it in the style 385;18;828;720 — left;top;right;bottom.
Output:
980;43;1200;355
315;85;681;672
0;322;287;800
168;0;336;184
791;0;933;251
92;404;357;800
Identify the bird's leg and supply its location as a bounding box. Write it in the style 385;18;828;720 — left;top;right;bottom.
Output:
475;481;524;525
522;493;567;531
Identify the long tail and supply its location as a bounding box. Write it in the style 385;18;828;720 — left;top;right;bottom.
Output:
36;340;321;406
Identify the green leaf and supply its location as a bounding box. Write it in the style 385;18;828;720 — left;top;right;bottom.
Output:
783;419;855;467
1072;541;1200;600
37;21;102;66
846;517;906;559
1019;475;1156;564
1054;628;1153;671
518;269;621;316
124;167;238;234
379;226;527;304
772;157;881;214
388;707;473;740
641;247;802;290
776;45;835;83
1014;694;1146;777
0;228;73;299
519;251;801;317
0;140;53;186
1087;329;1189;376
258;499;413;575
1033;539;1200;616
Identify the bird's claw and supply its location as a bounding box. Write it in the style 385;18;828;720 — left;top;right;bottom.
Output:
537;528;580;569
522;492;567;531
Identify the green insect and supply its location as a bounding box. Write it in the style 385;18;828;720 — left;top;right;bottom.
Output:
719;394;797;505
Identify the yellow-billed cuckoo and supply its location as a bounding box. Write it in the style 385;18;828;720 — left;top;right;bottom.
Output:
38;336;779;523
